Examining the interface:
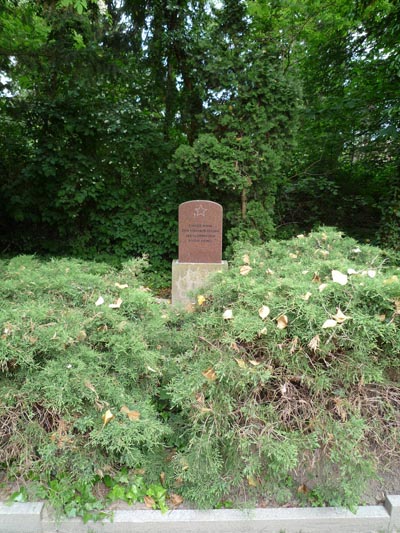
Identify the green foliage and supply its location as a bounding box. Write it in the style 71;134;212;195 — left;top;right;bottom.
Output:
165;228;400;508
0;255;170;482
1;233;399;513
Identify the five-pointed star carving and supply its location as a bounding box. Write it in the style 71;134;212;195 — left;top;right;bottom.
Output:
194;204;207;217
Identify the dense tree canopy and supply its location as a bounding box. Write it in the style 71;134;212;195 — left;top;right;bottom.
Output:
0;0;399;270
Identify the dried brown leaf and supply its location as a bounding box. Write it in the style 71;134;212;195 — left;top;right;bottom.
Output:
240;265;252;276
276;315;288;329
170;493;184;507
144;496;155;508
258;305;270;320
202;367;217;381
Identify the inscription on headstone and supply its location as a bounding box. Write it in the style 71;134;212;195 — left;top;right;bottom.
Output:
179;200;223;263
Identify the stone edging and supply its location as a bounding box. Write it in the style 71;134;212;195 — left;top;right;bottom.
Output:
0;494;399;533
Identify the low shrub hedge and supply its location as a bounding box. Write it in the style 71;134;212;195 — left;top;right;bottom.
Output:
0;228;399;513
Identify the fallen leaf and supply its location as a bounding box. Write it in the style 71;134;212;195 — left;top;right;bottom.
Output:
230;342;240;352
77;330;87;342
197;294;206;306
297;234;305;239
102;409;114;427
258;327;267;336
247;475;258;487
139;286;152;292
265;268;274;275
377;314;386;322
322;319;337;329
289;253;298;259
235;358;246;368
258;305;270;319
384;275;398;285
368;270;377;278
352;247;361;253
170;493;184;507
242;254;250;265
160;472;166;485
249;360;261;366
318;283;328;292
312;273;321;283
95;296;104;306
347;268;357;275
298;484;309;494
202;367;217;381
332;270;348;286
301;292;312;301
332;308;351;324
120;405;140;421
115;283;129;289
223;309;233;320
290;337;299;354
144;496;155;509
240;265;252;276
84;380;97;394
315;249;329;257
109;297;123;309
277;315;288;329
308;335;320;351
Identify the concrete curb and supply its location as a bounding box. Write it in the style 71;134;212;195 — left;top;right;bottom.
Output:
1;495;399;533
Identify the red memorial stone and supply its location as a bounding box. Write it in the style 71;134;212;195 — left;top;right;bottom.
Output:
178;200;223;263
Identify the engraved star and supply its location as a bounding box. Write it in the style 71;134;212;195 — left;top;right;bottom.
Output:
194;204;207;217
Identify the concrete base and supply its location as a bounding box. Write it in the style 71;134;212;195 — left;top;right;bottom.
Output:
0;502;43;533
171;260;228;307
1;496;400;533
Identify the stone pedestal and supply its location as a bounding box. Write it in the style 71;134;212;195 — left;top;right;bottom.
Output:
172;260;228;307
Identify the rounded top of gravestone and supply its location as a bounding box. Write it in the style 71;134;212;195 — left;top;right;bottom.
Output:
178;201;223;263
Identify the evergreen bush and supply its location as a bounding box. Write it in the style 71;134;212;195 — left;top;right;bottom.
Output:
0;228;399;512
